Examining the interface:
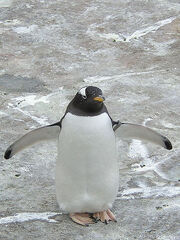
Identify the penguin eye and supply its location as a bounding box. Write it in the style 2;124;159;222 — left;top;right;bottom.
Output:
82;95;87;100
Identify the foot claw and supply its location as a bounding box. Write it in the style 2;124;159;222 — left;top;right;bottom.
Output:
92;218;98;223
92;209;117;224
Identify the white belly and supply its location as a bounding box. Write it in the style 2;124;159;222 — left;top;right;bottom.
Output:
55;112;119;213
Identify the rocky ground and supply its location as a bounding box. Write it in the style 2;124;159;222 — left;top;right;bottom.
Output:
0;0;180;239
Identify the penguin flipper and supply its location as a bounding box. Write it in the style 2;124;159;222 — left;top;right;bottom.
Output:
4;124;61;159
114;122;172;150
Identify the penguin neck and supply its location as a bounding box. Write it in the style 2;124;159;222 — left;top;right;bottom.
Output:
66;100;107;117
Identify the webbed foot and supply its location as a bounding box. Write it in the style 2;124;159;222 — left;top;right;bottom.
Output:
70;213;96;226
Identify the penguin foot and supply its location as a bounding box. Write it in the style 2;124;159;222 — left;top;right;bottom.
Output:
69;213;96;226
92;209;117;224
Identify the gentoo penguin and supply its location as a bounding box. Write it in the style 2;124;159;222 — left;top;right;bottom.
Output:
4;86;172;226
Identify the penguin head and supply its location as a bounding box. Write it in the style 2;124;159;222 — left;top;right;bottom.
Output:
72;86;105;113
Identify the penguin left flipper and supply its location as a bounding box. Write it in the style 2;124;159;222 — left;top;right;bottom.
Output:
4;124;61;159
114;122;172;150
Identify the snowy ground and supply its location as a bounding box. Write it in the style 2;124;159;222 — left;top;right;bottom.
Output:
0;0;180;239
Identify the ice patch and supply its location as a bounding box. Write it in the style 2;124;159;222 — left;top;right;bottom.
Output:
0;19;21;26
0;212;60;224
98;33;126;42
88;17;176;42
117;94;150;104
161;120;180;129
82;6;98;16
143;118;153;126
84;70;165;84
0;111;8;116
14;118;25;122
84;75;113;83
8;94;51;125
118;186;180;199
128;139;149;160
105;14;119;21
150;39;176;56
8;87;67;126
154;150;180;182
0;0;13;7
125;17;176;42
8;103;49;126
14;95;50;108
126;118;154;165
13;25;38;34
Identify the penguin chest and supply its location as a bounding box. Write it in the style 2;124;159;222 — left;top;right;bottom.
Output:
56;112;119;213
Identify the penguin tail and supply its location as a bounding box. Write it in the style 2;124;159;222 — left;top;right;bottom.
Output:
4;124;61;159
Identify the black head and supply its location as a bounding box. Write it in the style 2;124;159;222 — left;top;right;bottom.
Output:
68;86;106;116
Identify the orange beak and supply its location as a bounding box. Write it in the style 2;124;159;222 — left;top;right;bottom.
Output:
93;96;105;102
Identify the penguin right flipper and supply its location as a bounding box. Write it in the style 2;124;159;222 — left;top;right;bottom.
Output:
4;124;61;159
114;122;172;150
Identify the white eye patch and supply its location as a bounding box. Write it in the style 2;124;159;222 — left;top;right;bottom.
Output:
79;87;87;97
